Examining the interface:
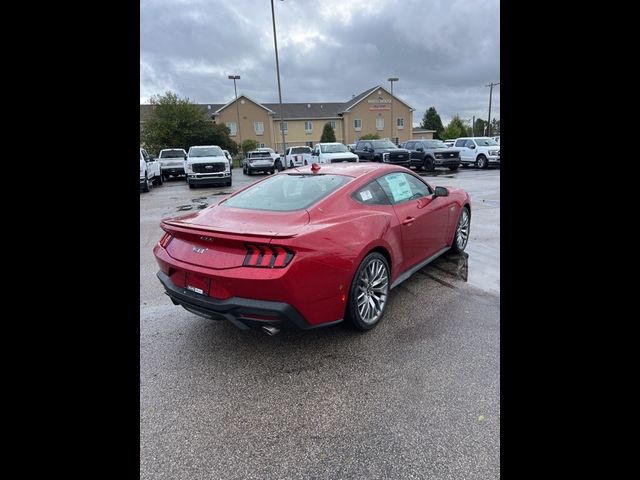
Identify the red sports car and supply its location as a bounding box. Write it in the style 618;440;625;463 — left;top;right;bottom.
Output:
153;163;471;334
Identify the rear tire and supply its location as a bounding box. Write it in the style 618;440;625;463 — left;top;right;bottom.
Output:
188;180;195;189
155;174;163;186
141;174;150;192
345;252;390;331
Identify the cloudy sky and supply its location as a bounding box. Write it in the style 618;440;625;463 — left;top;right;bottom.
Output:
140;0;499;126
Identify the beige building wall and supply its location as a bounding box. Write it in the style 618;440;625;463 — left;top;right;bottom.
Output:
273;119;344;149
342;88;413;145
217;97;274;148
214;89;413;151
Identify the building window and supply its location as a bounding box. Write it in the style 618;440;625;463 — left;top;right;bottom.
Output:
328;120;336;130
258;143;266;148
227;122;237;136
254;121;264;135
304;121;313;133
396;117;404;129
376;117;384;130
354;119;362;131
280;121;288;134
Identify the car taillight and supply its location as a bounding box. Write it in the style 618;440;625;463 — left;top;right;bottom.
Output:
243;244;294;268
159;232;173;248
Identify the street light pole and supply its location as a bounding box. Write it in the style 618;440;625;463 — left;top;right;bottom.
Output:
271;0;286;165
388;77;398;144
228;75;242;156
485;81;500;137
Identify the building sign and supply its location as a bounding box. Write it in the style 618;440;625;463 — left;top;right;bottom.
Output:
368;96;391;111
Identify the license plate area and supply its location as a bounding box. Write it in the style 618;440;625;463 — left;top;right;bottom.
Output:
185;272;211;296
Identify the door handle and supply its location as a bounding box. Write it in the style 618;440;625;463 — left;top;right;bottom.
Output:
402;217;415;226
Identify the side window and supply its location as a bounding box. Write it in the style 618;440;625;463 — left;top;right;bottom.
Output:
378;172;432;205
454;140;466;147
352;180;391;206
404;142;415;150
466;140;476;148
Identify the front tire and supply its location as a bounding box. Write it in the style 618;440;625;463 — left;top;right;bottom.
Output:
154;174;163;186
423;157;435;172
476;155;488;169
451;207;470;253
448;165;459;171
345;252;390;331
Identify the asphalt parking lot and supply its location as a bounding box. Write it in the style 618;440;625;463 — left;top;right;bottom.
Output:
140;165;500;479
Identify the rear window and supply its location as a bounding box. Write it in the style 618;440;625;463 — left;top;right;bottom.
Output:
250;152;273;158
223;174;352;211
159;150;186;158
291;147;311;154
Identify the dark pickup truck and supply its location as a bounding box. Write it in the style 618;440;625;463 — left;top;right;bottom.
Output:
403;139;461;171
354;139;411;167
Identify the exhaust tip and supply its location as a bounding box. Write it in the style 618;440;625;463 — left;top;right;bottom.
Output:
262;325;280;336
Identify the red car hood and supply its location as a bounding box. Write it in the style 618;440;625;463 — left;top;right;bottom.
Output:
162;204;310;238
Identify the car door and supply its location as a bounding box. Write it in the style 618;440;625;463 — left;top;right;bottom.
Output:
377;172;450;270
404;141;418;166
454;139;471;163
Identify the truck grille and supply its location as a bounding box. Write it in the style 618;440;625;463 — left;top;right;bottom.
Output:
193;163;225;173
388;152;409;163
435;152;459;159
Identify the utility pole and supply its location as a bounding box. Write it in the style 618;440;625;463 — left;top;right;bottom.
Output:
485;82;500;137
388;77;399;144
472;115;475;137
271;0;286;166
228;75;242;156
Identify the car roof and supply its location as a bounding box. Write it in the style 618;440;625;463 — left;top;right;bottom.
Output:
286;162;404;178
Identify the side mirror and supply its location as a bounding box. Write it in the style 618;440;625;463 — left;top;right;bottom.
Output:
434;186;449;197
184;155;188;160
416;147;424;152
312;151;318;156
469;144;476;149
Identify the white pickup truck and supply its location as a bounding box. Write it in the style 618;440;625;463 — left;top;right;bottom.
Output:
283;146;313;168
140;148;162;192
453;137;500;169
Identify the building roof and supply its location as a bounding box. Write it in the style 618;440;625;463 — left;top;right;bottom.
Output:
141;86;414;122
262;102;345;120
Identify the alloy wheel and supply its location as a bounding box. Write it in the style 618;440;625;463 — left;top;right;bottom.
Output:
356;258;389;325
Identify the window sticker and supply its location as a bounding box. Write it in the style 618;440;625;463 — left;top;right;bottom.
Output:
385;174;412;202
359;190;373;201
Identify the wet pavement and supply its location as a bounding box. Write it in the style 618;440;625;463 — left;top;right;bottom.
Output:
140;166;500;479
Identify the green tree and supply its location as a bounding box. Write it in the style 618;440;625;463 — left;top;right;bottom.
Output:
420;106;444;139
320;123;336;142
141;91;236;153
490;118;500;136
359;133;380;140
241;139;258;153
473;118;487;136
442;115;468;140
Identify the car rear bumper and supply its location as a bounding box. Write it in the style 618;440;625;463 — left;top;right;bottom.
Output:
157;270;341;331
162;167;185;175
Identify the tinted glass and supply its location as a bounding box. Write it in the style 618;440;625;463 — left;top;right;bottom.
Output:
352;180;391;206
378;172;432;205
223;174;352;211
320;144;348;153
160;150;186;158
189;146;224;157
371;140;397;149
